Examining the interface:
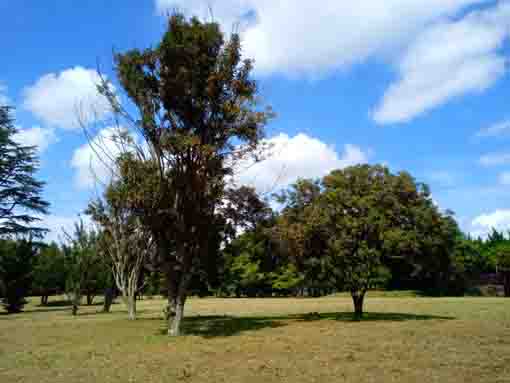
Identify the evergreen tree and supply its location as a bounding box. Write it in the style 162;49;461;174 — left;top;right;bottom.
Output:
0;106;49;237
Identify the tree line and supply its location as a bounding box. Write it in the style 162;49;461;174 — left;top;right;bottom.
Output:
2;172;510;318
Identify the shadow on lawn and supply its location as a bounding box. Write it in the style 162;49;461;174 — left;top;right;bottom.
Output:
155;311;454;338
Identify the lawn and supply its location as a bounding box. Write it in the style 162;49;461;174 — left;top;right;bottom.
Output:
1;295;510;382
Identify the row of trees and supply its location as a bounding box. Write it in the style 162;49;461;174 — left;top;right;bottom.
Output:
2;170;510;318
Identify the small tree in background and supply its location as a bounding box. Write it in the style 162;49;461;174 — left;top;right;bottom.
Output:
0;239;36;313
32;242;67;305
491;242;510;297
63;220;101;315
87;181;154;320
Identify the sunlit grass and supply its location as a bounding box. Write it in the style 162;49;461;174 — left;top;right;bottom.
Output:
1;295;510;382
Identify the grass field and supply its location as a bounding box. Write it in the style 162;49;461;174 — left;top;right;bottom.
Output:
1;295;510;382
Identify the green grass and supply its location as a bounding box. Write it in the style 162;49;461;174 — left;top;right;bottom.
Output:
1;295;510;382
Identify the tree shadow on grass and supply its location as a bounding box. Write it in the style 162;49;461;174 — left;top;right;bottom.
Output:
154;315;286;338
294;311;455;322
153;311;454;338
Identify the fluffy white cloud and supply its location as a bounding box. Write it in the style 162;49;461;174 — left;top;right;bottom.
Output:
71;127;128;189
233;133;370;193
156;0;486;76
23;67;111;130
13;126;57;153
479;152;510;166
373;2;510;124
157;1;510;123
476;119;510;138
471;209;510;236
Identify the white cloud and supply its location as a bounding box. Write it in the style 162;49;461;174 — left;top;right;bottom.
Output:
471;209;510;236
71;127;128;189
156;0;487;76
23;67;112;130
479;152;510;166
157;1;510;123
13;126;57;153
374;2;510;124
233;133;370;193
476;119;510;137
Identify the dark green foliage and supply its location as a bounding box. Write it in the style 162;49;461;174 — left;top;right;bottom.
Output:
63;220;107;314
0;106;49;237
32;242;67;305
0;239;36;313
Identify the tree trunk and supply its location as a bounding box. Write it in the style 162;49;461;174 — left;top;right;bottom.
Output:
86;294;94;306
71;303;78;316
503;271;510;297
351;291;365;320
40;295;48;306
103;287;115;313
126;295;137;320
168;297;185;336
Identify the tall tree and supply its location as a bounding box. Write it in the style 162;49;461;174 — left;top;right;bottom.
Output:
98;14;272;335
0;106;49;237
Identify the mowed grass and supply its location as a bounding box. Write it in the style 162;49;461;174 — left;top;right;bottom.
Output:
1;295;510;383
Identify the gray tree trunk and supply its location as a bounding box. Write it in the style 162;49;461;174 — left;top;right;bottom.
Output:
168;298;184;336
125;295;137;320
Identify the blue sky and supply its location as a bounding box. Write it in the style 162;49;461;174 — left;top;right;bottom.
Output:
2;0;510;240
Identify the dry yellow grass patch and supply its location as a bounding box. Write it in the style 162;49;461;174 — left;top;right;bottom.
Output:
1;295;510;382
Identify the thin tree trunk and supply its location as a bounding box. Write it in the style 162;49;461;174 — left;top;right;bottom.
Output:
351;291;365;320
70;290;80;316
103;287;115;313
86;294;94;306
168;296;185;336
503;271;510;297
126;295;137;320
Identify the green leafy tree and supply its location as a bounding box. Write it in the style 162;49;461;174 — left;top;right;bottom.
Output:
0;239;36;313
321;165;450;319
486;240;510;297
98;14;272;335
0;106;49;237
32;242;67;305
63;220;105;315
275;179;331;296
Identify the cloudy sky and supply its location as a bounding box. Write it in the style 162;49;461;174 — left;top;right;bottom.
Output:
2;0;510;240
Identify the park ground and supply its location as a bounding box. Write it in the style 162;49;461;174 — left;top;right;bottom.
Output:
1;294;510;382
